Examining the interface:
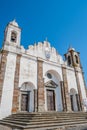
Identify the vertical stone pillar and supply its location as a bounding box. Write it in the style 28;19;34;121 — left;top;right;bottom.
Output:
60;81;67;111
75;70;83;111
62;66;72;111
37;59;45;112
34;89;38;112
12;54;21;113
0;50;8;104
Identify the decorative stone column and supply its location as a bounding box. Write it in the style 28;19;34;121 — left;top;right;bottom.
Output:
0;50;8;104
60;81;67;111
62;66;72;111
37;59;45;112
12;54;21;113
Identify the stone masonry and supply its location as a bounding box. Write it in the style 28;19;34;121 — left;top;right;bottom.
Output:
12;54;21;113
37;59;45;112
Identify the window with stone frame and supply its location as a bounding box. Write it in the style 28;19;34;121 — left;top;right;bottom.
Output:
75;55;79;64
68;55;71;65
47;73;52;79
11;31;17;43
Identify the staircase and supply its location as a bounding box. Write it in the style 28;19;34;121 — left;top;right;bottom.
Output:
0;112;87;130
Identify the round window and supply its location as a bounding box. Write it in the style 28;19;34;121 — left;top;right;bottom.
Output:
47;73;52;79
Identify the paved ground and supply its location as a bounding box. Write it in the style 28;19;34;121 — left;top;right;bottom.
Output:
1;124;87;130
53;124;87;130
65;124;87;130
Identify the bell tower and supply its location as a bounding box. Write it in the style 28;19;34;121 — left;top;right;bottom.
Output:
3;19;21;47
65;47;81;68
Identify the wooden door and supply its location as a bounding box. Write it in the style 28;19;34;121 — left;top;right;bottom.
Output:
70;95;74;111
21;93;29;111
47;90;55;111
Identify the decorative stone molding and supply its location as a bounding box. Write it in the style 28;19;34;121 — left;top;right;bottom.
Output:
12;54;21;113
0;50;8;104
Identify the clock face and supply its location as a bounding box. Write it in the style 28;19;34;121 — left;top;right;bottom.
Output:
45;48;50;59
45;52;50;59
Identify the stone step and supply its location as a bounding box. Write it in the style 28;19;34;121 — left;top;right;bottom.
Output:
1;112;87;130
9;113;87;118
6;115;87;118
2;118;87;126
7;115;87;120
5;116;86;122
11;112;86;115
16;120;87;129
1;119;87;130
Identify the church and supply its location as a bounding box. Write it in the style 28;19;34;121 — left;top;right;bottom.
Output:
0;20;87;120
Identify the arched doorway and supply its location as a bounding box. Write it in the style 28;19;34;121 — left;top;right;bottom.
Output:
70;88;79;111
20;82;35;112
44;70;63;112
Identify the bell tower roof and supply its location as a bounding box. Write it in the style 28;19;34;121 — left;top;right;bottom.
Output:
9;19;19;27
3;19;21;48
68;45;75;51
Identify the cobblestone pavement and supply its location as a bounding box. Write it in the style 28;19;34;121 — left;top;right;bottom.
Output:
64;125;87;130
53;125;87;130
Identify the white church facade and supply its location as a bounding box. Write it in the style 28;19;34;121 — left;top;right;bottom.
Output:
0;20;87;119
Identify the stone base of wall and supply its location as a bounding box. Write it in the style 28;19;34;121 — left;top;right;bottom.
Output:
0;125;12;130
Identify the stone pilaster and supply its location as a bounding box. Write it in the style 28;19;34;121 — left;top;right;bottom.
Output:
0;50;8;104
37;59;45;112
60;81;66;111
62;66;71;111
12;54;21;113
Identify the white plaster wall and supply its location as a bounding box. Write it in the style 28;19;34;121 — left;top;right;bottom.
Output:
43;62;63;83
78;72;86;100
0;53;16;119
66;69;78;93
19;57;37;89
56;86;63;111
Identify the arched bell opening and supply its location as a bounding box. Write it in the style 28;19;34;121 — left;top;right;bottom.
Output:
11;31;17;43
